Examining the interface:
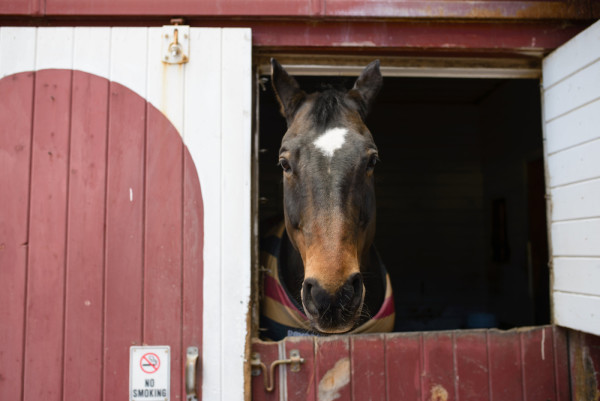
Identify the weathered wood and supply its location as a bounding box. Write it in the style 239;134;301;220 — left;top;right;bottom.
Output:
33;0;599;21
421;331;455;401
24;68;71;401
144;100;184;395
455;331;489;401
315;336;351;401
351;334;386;400
385;333;422;400
0;71;34;401
521;327;556;401
488;330;524;401
63;70;108;401
252;327;572;400
103;80;146;399
251;340;280;401
182;147;205;400
284;336;316;401
552;326;570;401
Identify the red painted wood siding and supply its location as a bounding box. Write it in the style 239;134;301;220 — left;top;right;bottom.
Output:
1;1;596;52
0;70;204;401
0;0;595;19
252;326;571;401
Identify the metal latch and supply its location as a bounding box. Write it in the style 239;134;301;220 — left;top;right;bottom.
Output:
251;349;305;392
162;18;189;64
185;346;199;401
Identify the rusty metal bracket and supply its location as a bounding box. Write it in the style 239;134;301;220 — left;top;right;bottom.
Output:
162;19;189;64
251;349;305;392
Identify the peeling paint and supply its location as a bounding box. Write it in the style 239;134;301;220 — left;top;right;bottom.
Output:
541;328;546;361
430;384;449;401
318;357;350;401
573;338;600;401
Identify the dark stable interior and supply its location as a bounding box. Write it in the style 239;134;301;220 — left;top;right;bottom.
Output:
258;73;550;332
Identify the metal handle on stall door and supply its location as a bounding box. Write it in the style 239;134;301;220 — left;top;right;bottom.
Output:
186;346;199;401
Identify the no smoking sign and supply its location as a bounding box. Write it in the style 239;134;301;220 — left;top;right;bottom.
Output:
130;346;170;401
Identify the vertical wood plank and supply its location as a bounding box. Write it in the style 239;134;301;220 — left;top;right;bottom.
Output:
220;27;252;401
144;101;184;397
62;70;108;401
23;68;72;401
251;340;280;401
521;327;556;401
455;331;490;401
184;28;224;401
351;334;386;401
146;27;185;135
386;333;422;401
421;331;455;401
182;147;204;400
315;336;351;401
488;330;524;401
103;80;146;400
0;27;37;78
0;71;34;401
284;336;316;401
103;28;148;400
552;326;570;401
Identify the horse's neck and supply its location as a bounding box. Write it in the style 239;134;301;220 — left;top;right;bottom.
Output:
280;232;385;323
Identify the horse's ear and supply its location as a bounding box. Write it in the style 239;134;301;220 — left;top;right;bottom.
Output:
271;58;306;125
349;59;382;118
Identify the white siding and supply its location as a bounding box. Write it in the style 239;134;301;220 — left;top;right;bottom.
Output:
543;19;600;336
0;27;252;400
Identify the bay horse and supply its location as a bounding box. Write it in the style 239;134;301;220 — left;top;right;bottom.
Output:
261;59;394;339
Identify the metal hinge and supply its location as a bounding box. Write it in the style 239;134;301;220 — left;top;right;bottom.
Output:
162;18;189;64
251;349;305;392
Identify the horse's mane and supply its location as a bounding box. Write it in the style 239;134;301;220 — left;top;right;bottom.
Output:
311;85;348;128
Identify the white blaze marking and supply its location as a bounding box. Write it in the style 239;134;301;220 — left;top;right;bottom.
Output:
314;127;348;157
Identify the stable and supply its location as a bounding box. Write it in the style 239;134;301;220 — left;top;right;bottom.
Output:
0;2;599;401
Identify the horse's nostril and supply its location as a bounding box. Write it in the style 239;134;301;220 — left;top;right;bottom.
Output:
349;273;363;296
302;278;319;315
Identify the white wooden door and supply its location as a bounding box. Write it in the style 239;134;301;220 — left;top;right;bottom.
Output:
0;27;251;401
543;19;600;336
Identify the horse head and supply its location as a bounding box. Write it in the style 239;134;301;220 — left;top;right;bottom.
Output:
271;59;382;333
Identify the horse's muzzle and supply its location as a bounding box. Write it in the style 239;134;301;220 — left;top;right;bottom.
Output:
301;273;364;333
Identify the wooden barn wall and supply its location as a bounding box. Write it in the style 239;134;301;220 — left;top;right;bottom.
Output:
543;19;600;337
0;69;204;400
0;0;596;54
0;26;253;401
252;326;572;401
1;0;597;19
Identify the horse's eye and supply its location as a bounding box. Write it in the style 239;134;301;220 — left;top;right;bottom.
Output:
366;154;379;171
279;158;292;173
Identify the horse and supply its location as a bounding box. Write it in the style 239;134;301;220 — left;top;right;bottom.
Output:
261;59;395;340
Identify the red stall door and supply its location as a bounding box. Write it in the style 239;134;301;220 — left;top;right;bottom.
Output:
0;26;252;401
0;67;204;400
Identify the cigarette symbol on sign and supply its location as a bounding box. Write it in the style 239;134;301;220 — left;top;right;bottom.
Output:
140;352;161;374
